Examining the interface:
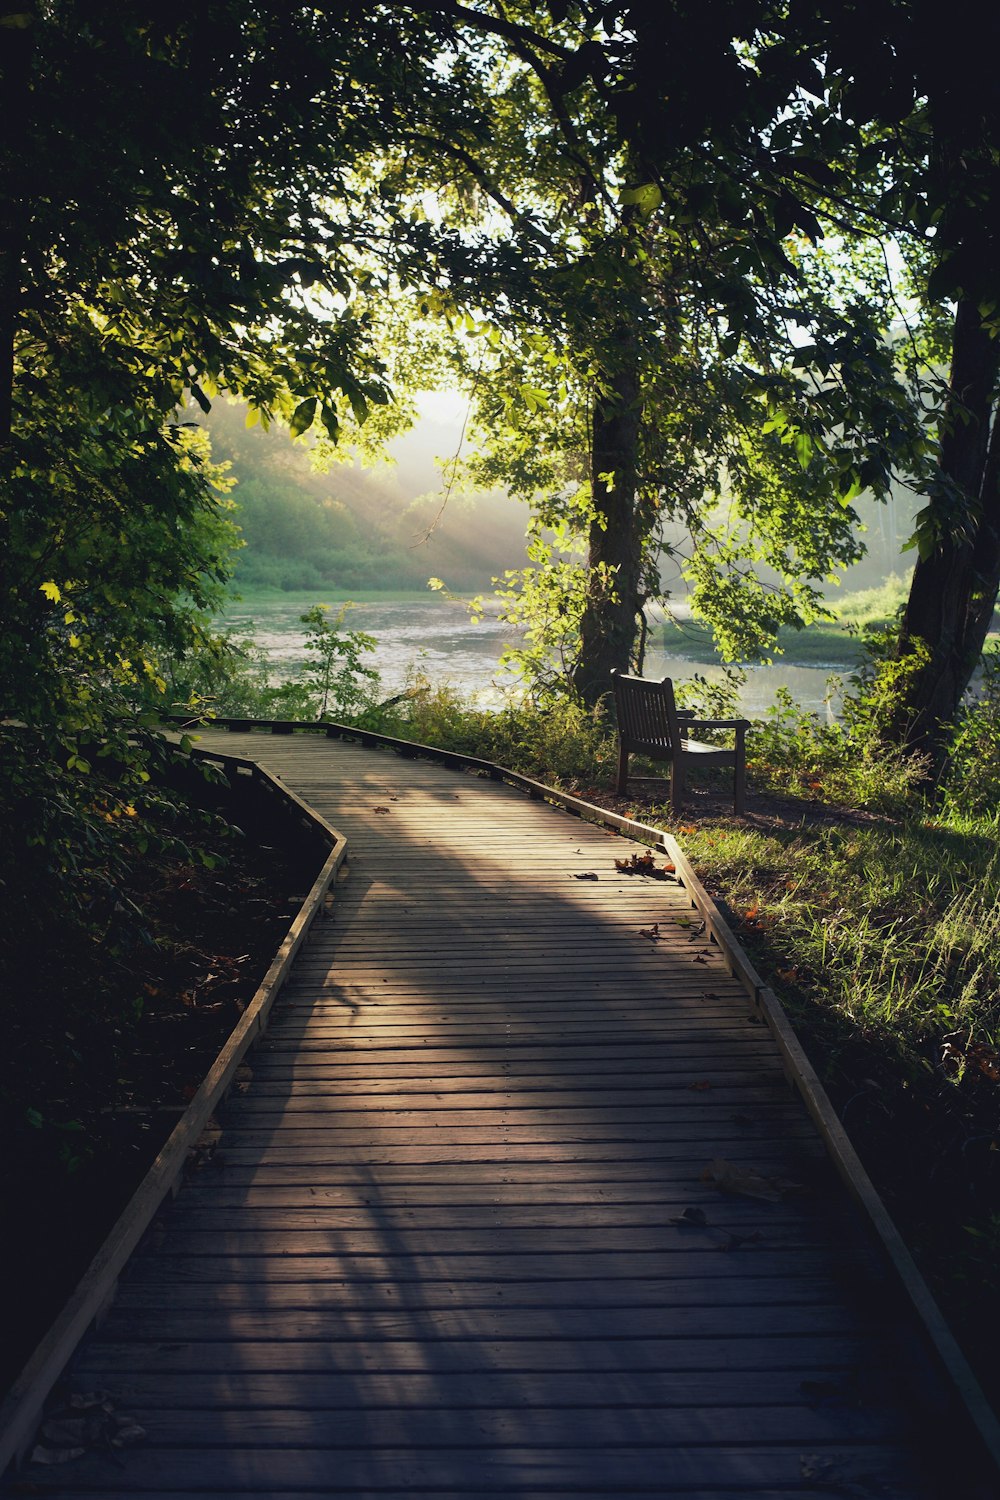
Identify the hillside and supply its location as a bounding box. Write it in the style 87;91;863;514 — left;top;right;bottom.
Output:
199;398;531;593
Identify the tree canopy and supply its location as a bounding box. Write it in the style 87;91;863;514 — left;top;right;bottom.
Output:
3;0;1000;759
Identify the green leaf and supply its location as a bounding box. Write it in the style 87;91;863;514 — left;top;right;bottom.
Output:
621;183;662;219
289;397;317;438
518;385;550;412
40;581;61;602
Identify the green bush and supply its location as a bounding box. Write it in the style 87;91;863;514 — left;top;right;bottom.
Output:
941;651;1000;823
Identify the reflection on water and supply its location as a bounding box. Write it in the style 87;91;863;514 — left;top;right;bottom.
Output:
217;594;845;719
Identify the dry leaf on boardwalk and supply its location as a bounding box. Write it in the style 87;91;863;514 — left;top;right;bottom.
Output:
669;1206;708;1226
30;1394;145;1465
701;1157;802;1203
614;851;676;879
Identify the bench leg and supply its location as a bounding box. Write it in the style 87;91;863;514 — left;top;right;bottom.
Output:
733;729;746;814
616;742;629;794
670;757;684;813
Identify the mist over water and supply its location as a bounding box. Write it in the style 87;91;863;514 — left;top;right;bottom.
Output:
217;594;843;719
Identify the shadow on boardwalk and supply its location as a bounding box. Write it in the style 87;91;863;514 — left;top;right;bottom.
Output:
15;733;966;1497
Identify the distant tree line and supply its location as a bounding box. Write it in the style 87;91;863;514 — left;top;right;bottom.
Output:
200;399;531;595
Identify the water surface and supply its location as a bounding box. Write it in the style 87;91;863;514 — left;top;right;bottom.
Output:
217;593;843;720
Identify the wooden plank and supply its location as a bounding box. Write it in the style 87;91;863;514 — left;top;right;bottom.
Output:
247;1043;782;1071
204;1137;820;1166
8;1442;927;1493
177;1156;827;1189
172;1176;810;1205
112;1275;850;1312
141;1226;849;1256
69;1333;878;1374
238;1070;785;1095
151;1206;814;1236
10;1490;916;1500
57;1404;906;1448
51;1366;880;1410
219;1085;786;1110
123;1247;845;1285
215;1102;800;1127
97;1303;862;1343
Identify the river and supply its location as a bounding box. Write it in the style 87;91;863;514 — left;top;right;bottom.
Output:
217;593;845;720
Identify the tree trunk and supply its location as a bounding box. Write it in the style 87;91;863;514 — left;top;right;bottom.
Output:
0;18;32;447
891;297;1000;768
572;332;642;707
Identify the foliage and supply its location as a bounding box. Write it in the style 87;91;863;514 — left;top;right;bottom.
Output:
157;631;320;723
0;725;218;977
750;674;928;812
157;606;381;724
359;2;941;703
833;574;912;629
367;677;618;790
940;651;1000;823
299;605;380;719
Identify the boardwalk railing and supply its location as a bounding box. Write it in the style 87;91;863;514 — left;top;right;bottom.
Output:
0;747;347;1476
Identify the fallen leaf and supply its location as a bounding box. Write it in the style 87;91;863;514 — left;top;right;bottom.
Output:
717;1229;765;1252
572;872;599;881
687;1079;713;1091
373;805;390;814
800;1454;834;1481
669;1205;708;1227
638;924;661;941
613;851;675;879
702;1157;801;1203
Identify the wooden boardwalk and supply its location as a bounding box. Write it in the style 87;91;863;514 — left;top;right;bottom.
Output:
26;731;941;1497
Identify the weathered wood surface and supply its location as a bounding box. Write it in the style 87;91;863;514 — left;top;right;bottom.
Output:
24;731;942;1497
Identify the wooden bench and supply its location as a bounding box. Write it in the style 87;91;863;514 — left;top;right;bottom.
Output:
611;670;749;813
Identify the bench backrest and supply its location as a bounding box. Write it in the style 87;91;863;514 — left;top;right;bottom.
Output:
611;671;684;755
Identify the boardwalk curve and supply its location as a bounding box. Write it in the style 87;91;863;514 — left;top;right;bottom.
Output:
7;729;985;1496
